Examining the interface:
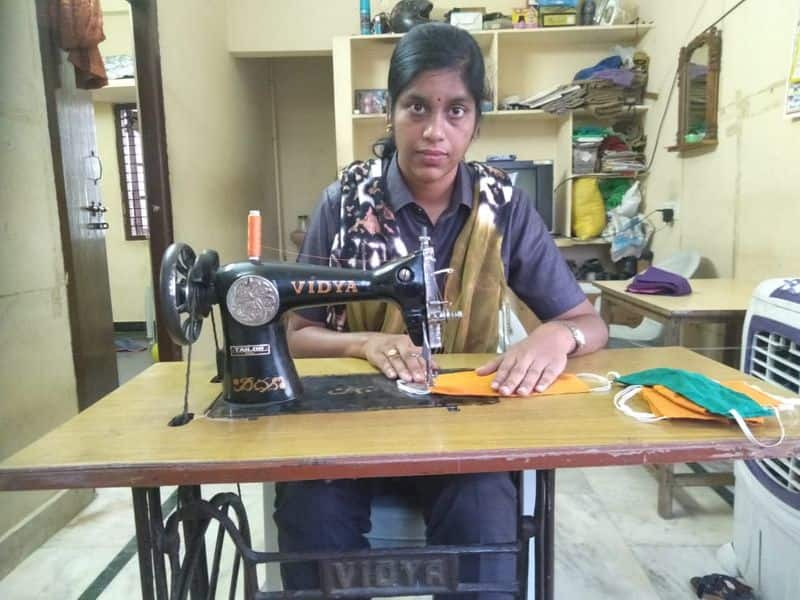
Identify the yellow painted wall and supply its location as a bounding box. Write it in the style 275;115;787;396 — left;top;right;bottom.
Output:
100;0;134;57
638;0;800;278
92;1;152;324
229;0;529;55
95;102;152;322
269;58;338;255
0;0;82;565
159;0;276;361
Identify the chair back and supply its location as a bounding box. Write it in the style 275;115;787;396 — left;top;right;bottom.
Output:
654;250;701;278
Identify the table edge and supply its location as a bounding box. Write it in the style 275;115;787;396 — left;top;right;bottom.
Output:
597;285;749;319
2;438;798;491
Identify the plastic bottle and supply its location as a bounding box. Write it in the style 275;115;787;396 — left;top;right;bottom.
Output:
360;0;371;34
581;0;596;26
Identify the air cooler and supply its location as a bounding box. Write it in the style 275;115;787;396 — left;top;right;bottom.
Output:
734;278;800;599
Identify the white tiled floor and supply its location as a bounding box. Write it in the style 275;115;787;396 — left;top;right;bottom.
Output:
0;466;736;599
0;346;739;599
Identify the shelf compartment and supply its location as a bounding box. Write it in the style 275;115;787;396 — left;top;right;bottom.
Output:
351;30;496;52
349;24;652;47
554;237;610;248
570;172;648;178
497;24;653;45
351;106;649;122
573;105;649;118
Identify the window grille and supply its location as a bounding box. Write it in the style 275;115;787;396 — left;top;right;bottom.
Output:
114;104;148;239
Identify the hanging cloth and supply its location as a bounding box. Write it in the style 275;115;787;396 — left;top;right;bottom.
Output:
50;0;108;89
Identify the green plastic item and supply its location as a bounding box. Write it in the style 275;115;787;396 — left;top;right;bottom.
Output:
598;178;633;210
573;126;610;142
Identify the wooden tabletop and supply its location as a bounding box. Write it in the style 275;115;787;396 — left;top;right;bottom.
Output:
1;348;798;491
593;278;756;319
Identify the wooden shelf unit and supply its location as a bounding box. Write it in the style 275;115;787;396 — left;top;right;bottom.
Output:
333;24;653;237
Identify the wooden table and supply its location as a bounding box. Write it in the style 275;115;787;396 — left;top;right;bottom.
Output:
1;348;798;598
595;279;758;516
595;278;756;364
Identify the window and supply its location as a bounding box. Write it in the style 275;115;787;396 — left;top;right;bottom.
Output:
114;104;149;239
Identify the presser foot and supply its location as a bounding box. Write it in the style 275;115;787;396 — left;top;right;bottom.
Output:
396;380;432;395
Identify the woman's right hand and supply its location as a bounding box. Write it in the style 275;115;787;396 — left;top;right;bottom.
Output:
362;333;434;383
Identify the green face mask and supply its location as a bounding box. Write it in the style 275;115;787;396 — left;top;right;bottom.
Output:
616;368;773;419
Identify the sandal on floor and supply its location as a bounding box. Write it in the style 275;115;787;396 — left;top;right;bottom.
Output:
690;573;755;599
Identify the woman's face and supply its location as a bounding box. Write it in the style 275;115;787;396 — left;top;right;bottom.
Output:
390;69;478;191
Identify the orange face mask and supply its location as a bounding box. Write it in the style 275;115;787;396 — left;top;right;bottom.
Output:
614;378;797;448
642;381;783;424
431;371;599;397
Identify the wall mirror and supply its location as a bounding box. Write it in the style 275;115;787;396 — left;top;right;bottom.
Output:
669;27;722;153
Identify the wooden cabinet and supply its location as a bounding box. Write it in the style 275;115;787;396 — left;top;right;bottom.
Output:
332;24;653;237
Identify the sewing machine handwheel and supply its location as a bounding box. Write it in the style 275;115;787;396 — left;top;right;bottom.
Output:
159;242;204;346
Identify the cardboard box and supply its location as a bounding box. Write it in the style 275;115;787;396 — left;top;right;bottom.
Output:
539;8;578;27
512;8;539;29
450;11;484;32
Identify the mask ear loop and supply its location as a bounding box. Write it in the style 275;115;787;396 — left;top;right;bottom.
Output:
741;382;800;412
576;372;615;392
729;408;786;448
613;385;667;423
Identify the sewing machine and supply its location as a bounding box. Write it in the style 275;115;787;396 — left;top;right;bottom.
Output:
159;234;461;414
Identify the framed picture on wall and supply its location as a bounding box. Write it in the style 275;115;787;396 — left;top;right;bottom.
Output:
354;89;388;115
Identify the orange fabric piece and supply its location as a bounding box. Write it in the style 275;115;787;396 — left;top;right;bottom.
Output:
642;387;727;423
431;371;590;397
641;381;778;424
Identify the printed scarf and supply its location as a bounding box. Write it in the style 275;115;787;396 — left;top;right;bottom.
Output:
326;158;537;352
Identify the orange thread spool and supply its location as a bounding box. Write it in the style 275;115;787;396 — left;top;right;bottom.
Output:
247;210;261;261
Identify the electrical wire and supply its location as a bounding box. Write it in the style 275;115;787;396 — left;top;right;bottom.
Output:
552;0;751;230
706;0;749;31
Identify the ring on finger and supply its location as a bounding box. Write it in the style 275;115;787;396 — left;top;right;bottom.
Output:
385;348;399;358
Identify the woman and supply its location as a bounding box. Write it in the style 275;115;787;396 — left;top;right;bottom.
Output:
276;22;608;598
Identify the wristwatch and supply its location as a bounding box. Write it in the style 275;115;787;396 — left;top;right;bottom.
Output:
560;321;586;355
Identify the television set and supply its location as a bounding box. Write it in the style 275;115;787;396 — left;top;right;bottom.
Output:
485;158;555;233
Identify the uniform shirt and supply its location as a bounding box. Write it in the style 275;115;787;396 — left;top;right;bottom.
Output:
297;155;585;323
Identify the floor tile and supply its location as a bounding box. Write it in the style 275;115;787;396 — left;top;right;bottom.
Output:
629;544;728;600
582;465;733;546
554;492;660;599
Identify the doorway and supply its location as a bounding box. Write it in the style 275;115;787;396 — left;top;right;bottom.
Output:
36;0;179;408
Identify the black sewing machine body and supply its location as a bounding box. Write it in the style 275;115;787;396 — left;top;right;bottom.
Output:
160;239;458;414
214;255;427;406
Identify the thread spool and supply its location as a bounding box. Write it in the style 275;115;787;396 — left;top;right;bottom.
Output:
247;210;261;261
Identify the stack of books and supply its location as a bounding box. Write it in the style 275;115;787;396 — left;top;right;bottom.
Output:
600;150;646;173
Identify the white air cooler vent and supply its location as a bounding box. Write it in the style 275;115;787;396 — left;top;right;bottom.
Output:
733;278;800;600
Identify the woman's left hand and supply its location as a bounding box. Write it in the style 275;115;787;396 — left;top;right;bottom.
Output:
475;322;575;396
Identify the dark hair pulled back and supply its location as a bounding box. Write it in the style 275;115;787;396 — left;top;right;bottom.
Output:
373;22;489;160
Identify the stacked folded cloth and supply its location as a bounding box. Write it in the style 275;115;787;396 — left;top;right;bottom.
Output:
577;79;626;119
626;266;692;296
571;52;651;117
